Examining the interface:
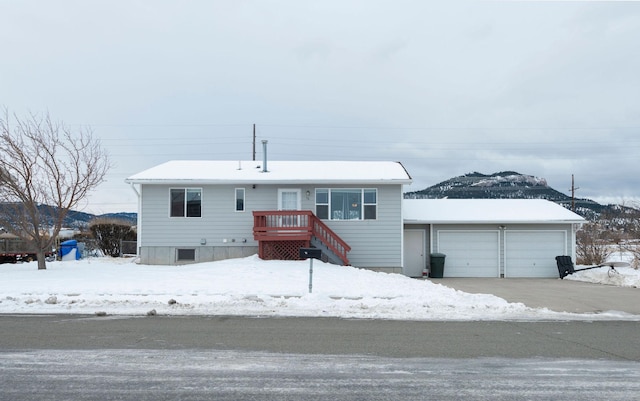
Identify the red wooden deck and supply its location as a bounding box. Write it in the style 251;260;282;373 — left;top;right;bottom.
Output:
253;210;350;265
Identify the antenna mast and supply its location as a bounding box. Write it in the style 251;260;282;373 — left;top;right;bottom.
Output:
252;124;256;161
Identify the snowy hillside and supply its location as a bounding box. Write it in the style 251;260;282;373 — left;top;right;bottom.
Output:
404;171;624;221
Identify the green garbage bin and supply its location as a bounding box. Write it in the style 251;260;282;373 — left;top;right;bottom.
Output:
429;253;446;278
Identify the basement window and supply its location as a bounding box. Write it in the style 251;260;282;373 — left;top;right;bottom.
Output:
176;248;196;262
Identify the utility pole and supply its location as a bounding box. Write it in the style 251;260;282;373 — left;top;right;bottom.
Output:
570;174;580;212
252;124;256;161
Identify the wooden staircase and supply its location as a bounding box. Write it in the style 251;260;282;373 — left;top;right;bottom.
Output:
253;210;350;265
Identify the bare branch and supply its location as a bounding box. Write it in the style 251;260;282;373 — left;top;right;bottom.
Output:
0;108;110;269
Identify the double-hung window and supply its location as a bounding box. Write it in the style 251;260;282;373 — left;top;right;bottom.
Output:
315;189;329;219
170;188;202;217
315;188;377;220
363;189;377;219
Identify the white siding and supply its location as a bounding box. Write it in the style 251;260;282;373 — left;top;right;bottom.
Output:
140;184;261;247
138;183;404;268
320;185;403;269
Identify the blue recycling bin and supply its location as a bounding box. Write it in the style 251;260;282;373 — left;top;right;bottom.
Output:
59;240;80;261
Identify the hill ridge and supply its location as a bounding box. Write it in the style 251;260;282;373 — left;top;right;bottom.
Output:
404;171;610;220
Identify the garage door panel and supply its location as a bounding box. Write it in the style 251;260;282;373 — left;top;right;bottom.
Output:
506;231;566;278
437;231;499;278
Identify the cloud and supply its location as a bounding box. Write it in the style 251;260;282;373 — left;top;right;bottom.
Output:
1;1;639;212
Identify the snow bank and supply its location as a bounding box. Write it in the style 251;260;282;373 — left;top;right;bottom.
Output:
564;266;640;288
0;255;637;320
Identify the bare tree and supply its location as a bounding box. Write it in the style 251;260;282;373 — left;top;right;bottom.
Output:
620;201;640;269
576;222;612;265
0;108;110;269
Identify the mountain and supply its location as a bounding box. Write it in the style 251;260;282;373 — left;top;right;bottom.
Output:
404;171;620;221
0;204;137;230
66;210;138;228
58;209;137;229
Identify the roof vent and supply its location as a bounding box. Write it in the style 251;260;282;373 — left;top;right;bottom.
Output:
261;140;268;173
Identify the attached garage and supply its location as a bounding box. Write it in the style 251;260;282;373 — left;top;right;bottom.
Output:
403;199;585;278
437;230;499;277
505;231;567;278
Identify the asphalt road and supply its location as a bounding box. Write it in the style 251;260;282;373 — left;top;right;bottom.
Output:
1;315;639;360
2;349;639;401
2;316;640;400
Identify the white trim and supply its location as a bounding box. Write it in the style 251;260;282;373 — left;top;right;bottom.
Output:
129;184;142;256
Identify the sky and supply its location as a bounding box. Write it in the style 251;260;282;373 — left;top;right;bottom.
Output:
1;1;639;214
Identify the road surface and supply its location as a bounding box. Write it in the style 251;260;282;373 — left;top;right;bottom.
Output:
1;315;639;400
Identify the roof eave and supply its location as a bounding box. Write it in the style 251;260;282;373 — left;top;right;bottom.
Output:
125;178;413;185
403;219;585;224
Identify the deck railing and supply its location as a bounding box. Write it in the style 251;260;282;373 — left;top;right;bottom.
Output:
253;210;350;265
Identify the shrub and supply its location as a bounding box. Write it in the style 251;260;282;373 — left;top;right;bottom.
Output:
89;218;136;257
576;222;612;265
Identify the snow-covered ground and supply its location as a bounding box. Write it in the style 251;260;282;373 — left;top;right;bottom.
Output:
0;255;638;321
565;265;640;288
566;249;640;287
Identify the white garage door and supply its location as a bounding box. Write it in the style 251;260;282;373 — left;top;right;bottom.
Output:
437;231;500;277
505;231;567;278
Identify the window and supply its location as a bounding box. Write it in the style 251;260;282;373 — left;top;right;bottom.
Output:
315;189;329;219
176;248;196;261
331;189;361;220
315;188;377;220
364;189;377;220
170;188;201;217
235;188;245;212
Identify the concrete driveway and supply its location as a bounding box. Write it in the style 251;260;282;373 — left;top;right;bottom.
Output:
435;278;640;315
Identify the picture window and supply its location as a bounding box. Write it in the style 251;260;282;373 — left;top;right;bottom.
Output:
315;189;377;220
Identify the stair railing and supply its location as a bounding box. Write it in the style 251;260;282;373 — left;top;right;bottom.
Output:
253;210;350;265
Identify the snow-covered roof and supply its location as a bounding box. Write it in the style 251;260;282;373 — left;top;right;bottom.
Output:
403;199;585;224
126;160;412;185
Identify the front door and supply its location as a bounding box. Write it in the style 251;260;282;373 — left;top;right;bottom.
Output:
278;189;301;226
403;229;426;277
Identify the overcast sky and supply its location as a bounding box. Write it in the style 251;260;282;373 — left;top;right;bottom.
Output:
1;1;639;214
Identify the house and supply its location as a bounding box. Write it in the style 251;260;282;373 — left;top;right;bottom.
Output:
126;160;585;278
403;199;585;278
125;160;412;271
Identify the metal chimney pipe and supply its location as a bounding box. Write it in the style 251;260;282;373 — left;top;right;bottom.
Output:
262;140;268;173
